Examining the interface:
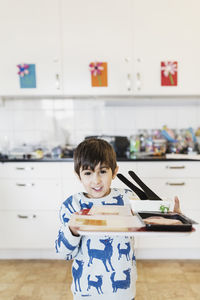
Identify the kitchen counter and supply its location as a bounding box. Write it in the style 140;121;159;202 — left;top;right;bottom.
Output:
1;154;200;162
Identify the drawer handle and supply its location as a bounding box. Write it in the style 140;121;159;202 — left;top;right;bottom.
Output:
16;183;26;187
16;183;35;187
166;182;185;186
17;214;36;219
17;214;28;219
16;167;34;170
166;166;185;169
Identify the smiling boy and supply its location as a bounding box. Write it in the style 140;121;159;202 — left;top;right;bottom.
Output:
55;138;137;300
55;138;180;300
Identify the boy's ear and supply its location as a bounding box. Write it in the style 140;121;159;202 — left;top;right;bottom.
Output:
112;165;119;179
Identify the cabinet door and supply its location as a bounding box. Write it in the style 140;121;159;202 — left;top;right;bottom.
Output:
0;210;59;248
133;0;200;95
0;0;62;96
1;162;61;179
0;179;62;210
138;177;200;211
61;0;133;96
137;161;200;179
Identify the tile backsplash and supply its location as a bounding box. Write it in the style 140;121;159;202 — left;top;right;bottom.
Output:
0;97;200;152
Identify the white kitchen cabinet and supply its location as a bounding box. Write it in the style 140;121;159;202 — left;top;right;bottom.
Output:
136;161;200;178
0;179;61;210
61;0;133;96
0;210;59;248
135;161;200;257
0;161;199;259
0;162;62;250
0;0;62;96
1;162;61;179
132;0;200;95
0;162;62;210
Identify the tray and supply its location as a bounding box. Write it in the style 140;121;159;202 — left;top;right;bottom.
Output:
68;205;198;236
136;211;197;232
69;205;144;233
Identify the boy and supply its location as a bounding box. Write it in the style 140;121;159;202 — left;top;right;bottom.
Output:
55;138;180;300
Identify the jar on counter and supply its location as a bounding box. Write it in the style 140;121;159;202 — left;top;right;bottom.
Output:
153;139;167;155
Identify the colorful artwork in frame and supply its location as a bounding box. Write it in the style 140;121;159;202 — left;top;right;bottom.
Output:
89;61;108;87
161;61;178;86
17;63;36;88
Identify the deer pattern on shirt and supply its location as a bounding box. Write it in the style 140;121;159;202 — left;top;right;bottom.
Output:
55;188;137;298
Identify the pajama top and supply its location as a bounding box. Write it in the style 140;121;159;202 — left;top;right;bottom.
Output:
55;188;137;300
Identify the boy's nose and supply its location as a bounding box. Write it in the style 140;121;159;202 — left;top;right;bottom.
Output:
93;173;101;184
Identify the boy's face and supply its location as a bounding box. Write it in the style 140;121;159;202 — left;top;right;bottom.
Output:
79;162;118;199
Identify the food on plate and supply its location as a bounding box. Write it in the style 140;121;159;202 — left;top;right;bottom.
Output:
143;216;182;225
75;218;107;226
89;205;131;216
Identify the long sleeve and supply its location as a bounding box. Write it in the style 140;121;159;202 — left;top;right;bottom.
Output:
55;195;81;260
56;189;137;299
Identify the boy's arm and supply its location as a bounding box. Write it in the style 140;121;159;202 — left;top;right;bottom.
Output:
55;196;81;260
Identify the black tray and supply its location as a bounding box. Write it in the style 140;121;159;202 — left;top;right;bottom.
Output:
136;211;198;232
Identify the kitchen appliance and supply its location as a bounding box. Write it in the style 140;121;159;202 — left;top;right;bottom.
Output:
85;135;130;158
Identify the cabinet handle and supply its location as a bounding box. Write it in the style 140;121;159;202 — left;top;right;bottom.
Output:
166;166;185;169
17;214;36;219
17;214;28;219
166;182;185;186
16;183;35;187
55;73;60;90
136;72;141;90
127;73;131;91
15;167;34;171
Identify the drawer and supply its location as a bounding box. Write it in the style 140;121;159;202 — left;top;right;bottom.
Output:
136;177;200;211
0;210;59;248
1;162;61;179
0;179;62;210
137;162;200;178
136;231;200;250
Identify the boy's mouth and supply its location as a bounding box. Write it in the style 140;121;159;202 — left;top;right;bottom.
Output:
93;187;103;192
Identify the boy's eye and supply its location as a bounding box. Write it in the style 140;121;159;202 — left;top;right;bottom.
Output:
84;171;92;176
100;169;107;174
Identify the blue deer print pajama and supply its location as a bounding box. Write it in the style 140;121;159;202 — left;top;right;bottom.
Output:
55;188;137;300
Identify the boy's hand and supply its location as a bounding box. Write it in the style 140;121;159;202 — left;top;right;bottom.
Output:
69;225;80;237
69;212;80;237
173;196;181;214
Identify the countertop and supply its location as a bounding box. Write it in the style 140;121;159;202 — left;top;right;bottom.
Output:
1;154;200;162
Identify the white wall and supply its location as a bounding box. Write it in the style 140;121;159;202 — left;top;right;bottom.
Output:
0;97;200;152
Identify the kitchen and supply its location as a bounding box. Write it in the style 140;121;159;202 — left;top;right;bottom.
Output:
0;0;200;299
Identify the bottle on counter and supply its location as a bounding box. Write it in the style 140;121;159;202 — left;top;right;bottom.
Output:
138;129;147;152
129;135;140;158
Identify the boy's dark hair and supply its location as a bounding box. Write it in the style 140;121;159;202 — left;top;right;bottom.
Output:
74;138;117;177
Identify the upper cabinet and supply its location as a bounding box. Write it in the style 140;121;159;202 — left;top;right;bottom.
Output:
61;0;133;96
0;0;200;97
0;0;62;96
132;0;200;96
